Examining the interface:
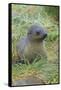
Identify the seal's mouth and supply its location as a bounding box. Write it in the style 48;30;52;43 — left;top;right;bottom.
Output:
35;33;47;40
28;33;47;41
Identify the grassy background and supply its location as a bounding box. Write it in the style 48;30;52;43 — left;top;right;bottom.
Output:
12;4;59;84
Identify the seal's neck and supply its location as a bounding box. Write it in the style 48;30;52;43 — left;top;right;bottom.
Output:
28;37;43;44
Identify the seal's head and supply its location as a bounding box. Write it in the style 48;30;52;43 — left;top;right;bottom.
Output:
27;24;47;41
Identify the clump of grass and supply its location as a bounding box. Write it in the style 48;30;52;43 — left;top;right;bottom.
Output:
12;59;58;84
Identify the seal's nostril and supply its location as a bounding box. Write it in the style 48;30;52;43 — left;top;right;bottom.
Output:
44;33;47;37
43;33;47;39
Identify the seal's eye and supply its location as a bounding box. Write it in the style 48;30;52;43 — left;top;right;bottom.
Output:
36;31;40;35
28;31;32;35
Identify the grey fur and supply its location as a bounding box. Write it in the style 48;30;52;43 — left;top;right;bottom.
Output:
16;24;47;64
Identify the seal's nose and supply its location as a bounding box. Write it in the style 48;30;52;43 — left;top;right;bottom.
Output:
43;33;47;39
44;33;47;37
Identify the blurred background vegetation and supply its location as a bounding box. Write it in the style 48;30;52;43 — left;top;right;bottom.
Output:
11;4;59;85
